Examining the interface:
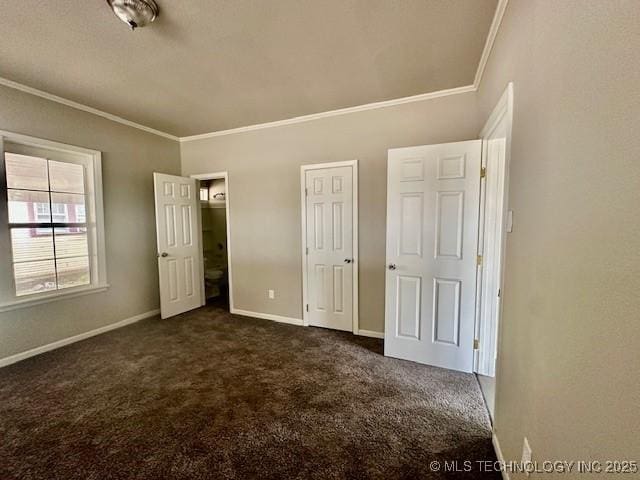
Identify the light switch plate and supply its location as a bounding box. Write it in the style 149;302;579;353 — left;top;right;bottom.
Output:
268;289;275;299
506;209;514;233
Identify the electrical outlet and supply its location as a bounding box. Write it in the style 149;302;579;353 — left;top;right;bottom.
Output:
268;289;275;299
521;437;532;476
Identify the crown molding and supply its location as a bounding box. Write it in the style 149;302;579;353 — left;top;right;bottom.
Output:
0;76;179;141
179;84;477;142
474;0;509;89
0;0;507;143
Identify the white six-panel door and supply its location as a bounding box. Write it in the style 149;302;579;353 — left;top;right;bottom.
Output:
304;165;354;331
153;173;202;319
384;141;481;372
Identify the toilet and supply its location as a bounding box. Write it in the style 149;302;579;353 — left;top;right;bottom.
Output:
204;263;227;298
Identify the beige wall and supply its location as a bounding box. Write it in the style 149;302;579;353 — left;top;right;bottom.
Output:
181;92;479;331
477;0;640;471
0;85;181;359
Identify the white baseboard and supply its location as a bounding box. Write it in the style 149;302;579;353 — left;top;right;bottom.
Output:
230;308;383;338
0;309;160;368
231;308;304;326
357;329;385;339
492;432;510;480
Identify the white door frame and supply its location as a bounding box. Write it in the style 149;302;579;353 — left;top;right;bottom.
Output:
300;160;359;333
190;171;234;311
473;82;514;375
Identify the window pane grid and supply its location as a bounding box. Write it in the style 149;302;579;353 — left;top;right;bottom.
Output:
5;153;91;296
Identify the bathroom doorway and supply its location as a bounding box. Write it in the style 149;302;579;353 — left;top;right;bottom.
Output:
192;172;232;311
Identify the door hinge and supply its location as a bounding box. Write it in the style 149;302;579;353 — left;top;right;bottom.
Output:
305;304;309;312
477;254;483;266
306;247;309;255
498;288;501;298
480;166;486;178
305;187;308;196
473;339;480;350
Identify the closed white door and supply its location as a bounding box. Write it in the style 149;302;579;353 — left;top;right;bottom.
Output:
153;173;202;319
384;141;481;372
304;165;354;331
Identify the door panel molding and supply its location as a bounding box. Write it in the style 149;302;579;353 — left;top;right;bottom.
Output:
434;191;465;260
396;275;422;340
399;193;424;257
301;160;358;333
432;278;461;346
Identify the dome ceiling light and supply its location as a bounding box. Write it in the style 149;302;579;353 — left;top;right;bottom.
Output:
106;0;159;30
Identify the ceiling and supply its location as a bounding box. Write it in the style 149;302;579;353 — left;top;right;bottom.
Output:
0;1;497;137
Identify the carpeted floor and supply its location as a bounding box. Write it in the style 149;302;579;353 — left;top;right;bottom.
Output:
0;306;498;479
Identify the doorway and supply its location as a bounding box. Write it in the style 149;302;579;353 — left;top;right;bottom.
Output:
382;85;513;383
192;172;233;312
475;83;513;419
301;160;358;333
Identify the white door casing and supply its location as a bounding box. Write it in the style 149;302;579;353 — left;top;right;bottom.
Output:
384;141;481;372
153;173;202;319
302;162;357;332
476;137;506;376
475;82;513;376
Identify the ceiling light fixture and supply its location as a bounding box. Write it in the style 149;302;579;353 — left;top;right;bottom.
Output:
106;0;159;30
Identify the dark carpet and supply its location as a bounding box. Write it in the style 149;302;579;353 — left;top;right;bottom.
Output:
0;306;498;479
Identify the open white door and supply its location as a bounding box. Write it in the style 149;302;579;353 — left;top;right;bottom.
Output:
153;173;202;319
384;141;481;372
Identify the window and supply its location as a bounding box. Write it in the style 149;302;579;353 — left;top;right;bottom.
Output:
7;154;90;296
1;132;107;309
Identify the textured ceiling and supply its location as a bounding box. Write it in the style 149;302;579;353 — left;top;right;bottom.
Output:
0;0;497;137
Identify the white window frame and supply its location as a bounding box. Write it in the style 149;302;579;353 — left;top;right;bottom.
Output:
0;130;108;312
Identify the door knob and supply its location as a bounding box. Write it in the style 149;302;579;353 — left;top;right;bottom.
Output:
159;252;169;258
388;264;397;270
344;258;353;264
